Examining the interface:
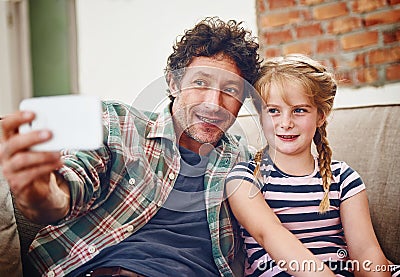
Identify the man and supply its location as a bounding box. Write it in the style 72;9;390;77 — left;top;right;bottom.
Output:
0;17;261;276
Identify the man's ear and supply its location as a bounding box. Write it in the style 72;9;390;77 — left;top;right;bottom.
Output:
167;72;179;98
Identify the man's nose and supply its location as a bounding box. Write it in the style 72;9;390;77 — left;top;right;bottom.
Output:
203;88;223;111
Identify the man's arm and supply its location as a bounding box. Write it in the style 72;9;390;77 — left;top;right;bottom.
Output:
0;111;70;224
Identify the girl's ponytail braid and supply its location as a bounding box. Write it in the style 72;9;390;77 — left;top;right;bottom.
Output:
314;121;333;213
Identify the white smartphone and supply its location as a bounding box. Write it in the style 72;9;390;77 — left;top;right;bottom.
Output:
19;95;104;151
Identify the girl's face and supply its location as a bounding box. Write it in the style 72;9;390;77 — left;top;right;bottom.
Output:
261;81;325;160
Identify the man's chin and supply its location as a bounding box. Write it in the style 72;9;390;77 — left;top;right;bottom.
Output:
187;129;224;145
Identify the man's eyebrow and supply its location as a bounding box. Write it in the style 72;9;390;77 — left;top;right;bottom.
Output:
190;70;214;79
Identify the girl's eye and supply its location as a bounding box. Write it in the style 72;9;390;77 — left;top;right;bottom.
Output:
267;108;279;114
294;108;307;113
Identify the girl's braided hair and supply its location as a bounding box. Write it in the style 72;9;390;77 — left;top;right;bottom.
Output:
252;54;337;213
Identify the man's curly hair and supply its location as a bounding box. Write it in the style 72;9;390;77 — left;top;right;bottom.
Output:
165;17;261;101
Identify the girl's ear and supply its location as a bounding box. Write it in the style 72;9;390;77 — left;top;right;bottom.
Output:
167;72;179;98
317;112;326;128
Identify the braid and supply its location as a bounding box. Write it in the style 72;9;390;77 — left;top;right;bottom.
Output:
253;148;265;177
314;122;333;213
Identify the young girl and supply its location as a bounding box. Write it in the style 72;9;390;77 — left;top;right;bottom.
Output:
226;54;394;276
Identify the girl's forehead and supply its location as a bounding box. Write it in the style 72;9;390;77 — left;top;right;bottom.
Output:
268;80;308;99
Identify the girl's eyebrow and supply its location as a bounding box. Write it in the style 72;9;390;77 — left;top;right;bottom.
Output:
265;103;312;107
292;104;313;108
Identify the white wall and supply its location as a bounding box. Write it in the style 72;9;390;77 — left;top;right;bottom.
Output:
75;0;258;111
75;0;400;113
0;0;31;116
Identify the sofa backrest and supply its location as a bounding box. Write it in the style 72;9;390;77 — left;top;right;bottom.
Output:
327;104;400;264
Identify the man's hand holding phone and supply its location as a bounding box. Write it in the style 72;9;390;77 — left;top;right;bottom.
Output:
0;95;103;223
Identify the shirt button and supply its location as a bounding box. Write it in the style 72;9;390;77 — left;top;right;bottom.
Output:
168;172;175;180
129;178;136;185
47;271;55;277
126;225;134;233
88;245;96;254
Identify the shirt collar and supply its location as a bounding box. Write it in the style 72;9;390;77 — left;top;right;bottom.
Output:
145;104;175;141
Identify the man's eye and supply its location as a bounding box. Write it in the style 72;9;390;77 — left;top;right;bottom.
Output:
223;87;238;94
194;80;206;87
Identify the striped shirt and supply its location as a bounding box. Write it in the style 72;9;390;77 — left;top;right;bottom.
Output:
226;153;366;277
28;101;249;277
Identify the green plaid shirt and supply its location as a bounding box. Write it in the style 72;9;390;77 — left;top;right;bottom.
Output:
28;101;249;277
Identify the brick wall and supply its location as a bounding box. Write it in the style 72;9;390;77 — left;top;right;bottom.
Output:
256;0;400;88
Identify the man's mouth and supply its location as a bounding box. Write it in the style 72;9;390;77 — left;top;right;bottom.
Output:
198;115;221;124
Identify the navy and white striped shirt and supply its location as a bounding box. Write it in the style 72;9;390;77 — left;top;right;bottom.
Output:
226;153;365;276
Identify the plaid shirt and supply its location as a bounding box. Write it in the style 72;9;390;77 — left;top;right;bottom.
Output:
28;101;249;277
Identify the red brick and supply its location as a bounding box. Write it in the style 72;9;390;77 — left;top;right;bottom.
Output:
313;2;348;20
329;58;339;69
283;41;313;55
386;64;400;81
352;0;387;13
264;30;293;44
355;67;379;84
341;31;378;50
265;47;281;58
317;39;339;53
302;10;313;21
296;23;323;38
336;70;353;86
334;53;365;70
260;11;302;28
389;0;400;4
354;53;366;68
383;29;400;44
257;0;266;13
327;17;362;35
364;9;400;27
268;0;296;10
300;0;324;5
368;47;400;64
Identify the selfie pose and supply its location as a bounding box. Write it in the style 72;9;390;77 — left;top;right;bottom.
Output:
226;54;393;276
0;17;261;277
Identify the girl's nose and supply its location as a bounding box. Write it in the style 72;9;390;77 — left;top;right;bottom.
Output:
280;113;294;129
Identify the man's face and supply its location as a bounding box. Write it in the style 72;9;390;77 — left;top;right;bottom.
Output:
171;55;245;153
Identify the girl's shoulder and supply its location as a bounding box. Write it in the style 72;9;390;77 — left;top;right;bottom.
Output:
330;159;359;178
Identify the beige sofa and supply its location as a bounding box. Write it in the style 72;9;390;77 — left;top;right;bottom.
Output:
0;104;399;276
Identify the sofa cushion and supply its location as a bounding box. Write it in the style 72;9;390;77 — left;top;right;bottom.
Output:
327;105;400;264
0;120;23;276
0;172;23;276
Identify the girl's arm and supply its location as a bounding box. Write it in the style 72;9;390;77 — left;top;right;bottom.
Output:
340;190;390;276
227;179;335;277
